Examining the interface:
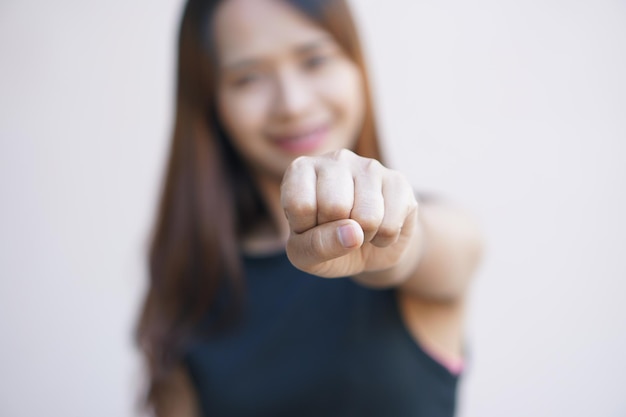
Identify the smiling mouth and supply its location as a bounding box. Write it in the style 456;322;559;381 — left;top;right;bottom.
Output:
271;125;329;154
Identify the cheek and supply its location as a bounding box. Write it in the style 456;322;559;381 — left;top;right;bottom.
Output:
218;88;271;141
318;64;365;125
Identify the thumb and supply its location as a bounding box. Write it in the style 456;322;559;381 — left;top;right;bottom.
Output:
286;219;364;272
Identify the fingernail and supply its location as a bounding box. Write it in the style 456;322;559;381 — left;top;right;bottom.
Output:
338;224;359;248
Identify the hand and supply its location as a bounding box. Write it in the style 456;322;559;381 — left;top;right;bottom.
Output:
280;149;419;278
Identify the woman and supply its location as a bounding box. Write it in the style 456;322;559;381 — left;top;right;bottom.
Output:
136;0;483;416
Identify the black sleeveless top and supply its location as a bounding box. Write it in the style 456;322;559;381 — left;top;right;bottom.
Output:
184;251;460;417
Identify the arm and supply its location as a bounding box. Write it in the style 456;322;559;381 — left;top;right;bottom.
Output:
352;198;484;301
281;151;483;364
282;149;483;300
354;200;483;364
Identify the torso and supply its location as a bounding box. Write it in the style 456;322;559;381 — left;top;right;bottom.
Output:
184;251;460;417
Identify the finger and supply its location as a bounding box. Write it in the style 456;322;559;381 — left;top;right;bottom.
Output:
350;159;385;243
286;219;364;272
315;163;354;225
281;157;317;234
370;171;418;247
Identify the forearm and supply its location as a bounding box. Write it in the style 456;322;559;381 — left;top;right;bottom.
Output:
352;201;484;301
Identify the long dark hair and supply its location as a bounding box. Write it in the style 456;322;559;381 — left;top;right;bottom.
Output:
135;0;383;411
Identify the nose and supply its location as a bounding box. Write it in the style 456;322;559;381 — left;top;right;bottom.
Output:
271;69;313;121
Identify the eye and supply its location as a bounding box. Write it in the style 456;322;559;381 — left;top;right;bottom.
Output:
303;53;330;71
231;72;263;88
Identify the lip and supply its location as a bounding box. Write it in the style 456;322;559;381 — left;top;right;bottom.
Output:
270;125;330;154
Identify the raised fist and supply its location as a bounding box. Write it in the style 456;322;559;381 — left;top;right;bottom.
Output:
281;149;419;278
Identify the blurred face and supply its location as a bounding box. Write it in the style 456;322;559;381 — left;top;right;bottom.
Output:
213;0;366;181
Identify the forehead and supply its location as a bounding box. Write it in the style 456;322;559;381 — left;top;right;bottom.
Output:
213;0;331;66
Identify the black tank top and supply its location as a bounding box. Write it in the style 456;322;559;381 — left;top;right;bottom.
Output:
184;251;460;417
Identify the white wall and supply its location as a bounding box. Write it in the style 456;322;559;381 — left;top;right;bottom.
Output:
1;1;624;416
353;1;626;416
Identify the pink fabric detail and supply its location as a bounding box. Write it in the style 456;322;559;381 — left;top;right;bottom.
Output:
419;343;465;376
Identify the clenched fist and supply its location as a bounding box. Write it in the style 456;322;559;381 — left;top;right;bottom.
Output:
280;149;420;279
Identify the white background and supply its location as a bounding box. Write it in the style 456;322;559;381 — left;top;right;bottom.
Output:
1;1;625;416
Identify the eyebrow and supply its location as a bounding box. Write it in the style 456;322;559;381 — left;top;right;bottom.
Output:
294;35;335;55
221;36;335;71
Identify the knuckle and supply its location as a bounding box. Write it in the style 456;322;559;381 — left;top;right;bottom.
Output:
286;199;316;217
385;169;416;200
352;211;383;234
284;156;312;177
320;200;351;219
332;148;354;161
364;157;384;173
282;156;310;183
376;223;401;241
291;155;311;167
404;189;419;214
387;168;406;183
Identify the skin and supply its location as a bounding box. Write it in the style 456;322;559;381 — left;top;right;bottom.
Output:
215;0;365;182
159;0;484;415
